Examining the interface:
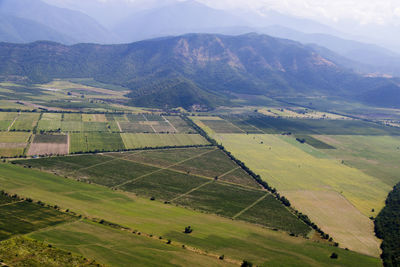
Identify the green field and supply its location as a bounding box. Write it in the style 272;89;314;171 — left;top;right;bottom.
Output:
0;112;18;131
29;220;233;267
37;113;62;131
121;133;208;149
119;122;154;132
0;237;101;267
313;135;400;187
70;132;125;153
165;116;195;133
0;163;381;266
208;133;387;256
210;115;400;135
15;148;310;235
294;135;336;149
10;112;40;131
0;131;31;157
0;193;72;240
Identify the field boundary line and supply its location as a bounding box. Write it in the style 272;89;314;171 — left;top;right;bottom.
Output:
69;151;145;175
7;112;20;132
232;194;268;219
217;166;240;179
113;148;217;188
0;200;25;207
224;118;247;133
142;114;157;133
169;180;214;202
162;115;178;133
239;118;267;134
116;121;122;132
106;153;263;191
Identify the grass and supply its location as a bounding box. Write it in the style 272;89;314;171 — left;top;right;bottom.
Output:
209;133;389;257
10;113;40;131
37;113;62;131
0;132;30;157
0;197;72;240
114;147;215;167
29;220;232;267
82;122;109;132
69;132;125;153
200;119;244;133
164;116;195;133
121;169;209;200
0;163;381;266
0;236;101;267
237;115;400;135
294;135;335;149
119;122;154;132
0;131;31;143
313;135;400;187
62;121;83;132
0;112;18;131
33;134;67;144
171;149;240;178
238;194;310;235
14;150;309;236
121;133;208;149
63;113;82;121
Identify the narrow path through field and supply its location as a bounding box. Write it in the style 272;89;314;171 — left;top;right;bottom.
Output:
7;111;20;131
67;133;70;154
69;151;145;175
142;114;157;133
217;166;240;179
116;121;122;132
162;115;178;133
232;194;268;219
105;151;262;191
169;180;214;202
113;148;217;188
0;200;24;207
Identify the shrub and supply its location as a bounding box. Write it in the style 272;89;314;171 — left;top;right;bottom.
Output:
184;226;193;234
330;252;338;259
241;260;253;267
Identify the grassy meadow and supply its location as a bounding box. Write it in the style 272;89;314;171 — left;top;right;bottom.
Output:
0;163;381;266
207;133;387;257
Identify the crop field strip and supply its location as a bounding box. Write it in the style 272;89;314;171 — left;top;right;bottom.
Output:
15;147;308;234
0;192;73;241
0;163;381;266
207;132;387;257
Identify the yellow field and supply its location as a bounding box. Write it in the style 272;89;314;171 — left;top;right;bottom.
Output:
257;107;350;120
209;133;389;257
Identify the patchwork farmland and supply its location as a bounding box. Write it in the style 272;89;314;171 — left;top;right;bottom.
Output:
190;115;400;257
0;111;209;157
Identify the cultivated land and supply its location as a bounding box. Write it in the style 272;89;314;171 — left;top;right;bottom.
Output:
10;112;40;131
121;133;208;149
28;134;69;156
69;132;125;153
0;192;73;240
15;147;307;235
0;131;31;157
200;129;387;257
0;237;102;267
29;220;234;267
313;135;400;187
0;163;381;266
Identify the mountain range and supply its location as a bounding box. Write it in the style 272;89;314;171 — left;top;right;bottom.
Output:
0;33;399;109
1;0;399;78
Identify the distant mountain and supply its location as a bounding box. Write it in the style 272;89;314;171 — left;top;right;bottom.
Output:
0;0;116;44
258;25;400;77
0;33;398;109
114;1;246;42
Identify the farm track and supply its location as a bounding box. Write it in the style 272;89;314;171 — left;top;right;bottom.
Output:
162;115;178;133
104;150;262;191
0;200;24;207
142;114;157;133
169;180;214;202
232;194;268;219
112;148;218;188
7;112;20;132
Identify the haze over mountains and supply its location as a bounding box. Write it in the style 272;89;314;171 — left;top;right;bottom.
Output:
1;33;399;109
1;0;400;78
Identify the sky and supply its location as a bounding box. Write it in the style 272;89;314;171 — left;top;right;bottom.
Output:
45;0;400;27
